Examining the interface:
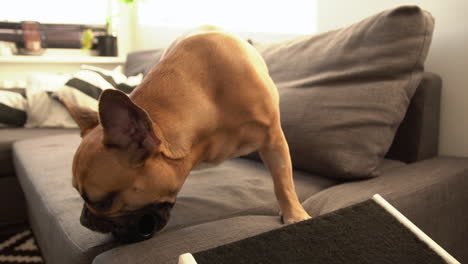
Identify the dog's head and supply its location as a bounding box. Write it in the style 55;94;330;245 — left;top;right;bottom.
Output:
64;89;186;242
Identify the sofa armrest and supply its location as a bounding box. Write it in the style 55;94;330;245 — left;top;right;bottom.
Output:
303;156;468;262
386;72;442;163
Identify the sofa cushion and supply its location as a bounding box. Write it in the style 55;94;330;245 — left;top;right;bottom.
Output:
0;128;78;177
25;73;75;128
92;163;407;264
52;65;143;113
168;158;339;231
386;72;442;163
253;6;434;179
12;134;338;264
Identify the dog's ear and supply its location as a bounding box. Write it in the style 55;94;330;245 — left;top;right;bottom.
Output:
98;89;161;163
59;97;98;137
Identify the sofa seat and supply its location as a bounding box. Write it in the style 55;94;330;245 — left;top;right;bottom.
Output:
13;133;355;264
14;132;468;263
93;156;468;264
0;128;78;178
0;128;78;227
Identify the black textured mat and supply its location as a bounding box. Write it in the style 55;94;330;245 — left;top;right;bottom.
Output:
194;199;448;264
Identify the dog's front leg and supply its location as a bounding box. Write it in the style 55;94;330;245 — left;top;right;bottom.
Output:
259;127;311;224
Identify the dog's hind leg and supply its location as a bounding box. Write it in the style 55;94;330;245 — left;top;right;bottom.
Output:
258;125;311;224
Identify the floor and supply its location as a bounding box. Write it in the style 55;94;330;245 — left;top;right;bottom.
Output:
0;222;43;264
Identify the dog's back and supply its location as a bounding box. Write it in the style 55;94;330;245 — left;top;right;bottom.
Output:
130;26;279;164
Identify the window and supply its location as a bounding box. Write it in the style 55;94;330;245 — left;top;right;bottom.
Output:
138;0;317;34
0;0;109;49
1;0;107;25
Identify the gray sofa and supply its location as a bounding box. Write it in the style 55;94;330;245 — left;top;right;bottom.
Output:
2;6;467;264
4;70;468;263
6;71;468;264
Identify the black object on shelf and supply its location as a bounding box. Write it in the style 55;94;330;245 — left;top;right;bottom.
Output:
97;35;117;57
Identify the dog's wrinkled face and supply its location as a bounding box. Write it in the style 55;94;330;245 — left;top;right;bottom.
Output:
72;129;176;215
64;90;182;242
72;130;177;239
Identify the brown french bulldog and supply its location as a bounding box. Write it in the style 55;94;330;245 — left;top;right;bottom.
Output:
64;26;311;242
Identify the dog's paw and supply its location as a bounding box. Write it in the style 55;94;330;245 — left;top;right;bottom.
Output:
281;211;311;225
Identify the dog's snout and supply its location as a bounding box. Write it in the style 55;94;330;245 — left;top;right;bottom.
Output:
112;202;174;243
138;214;157;237
80;205;114;233
80;206;92;229
79;202;174;243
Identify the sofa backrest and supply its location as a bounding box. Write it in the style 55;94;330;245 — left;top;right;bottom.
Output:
386;72;441;163
125;48;441;165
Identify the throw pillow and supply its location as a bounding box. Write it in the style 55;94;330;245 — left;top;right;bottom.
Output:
251;6;434;179
24;73;75;128
0;88;27;127
52;65;143;112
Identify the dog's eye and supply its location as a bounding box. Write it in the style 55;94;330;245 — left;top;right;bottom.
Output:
91;198;112;211
90;193;116;211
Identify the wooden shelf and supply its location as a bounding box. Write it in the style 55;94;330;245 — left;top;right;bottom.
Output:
0;49;126;85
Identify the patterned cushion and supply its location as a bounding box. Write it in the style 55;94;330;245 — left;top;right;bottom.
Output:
0;89;27;127
24;66;142;128
53;65;143;112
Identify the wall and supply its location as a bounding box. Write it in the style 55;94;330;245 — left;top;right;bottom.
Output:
316;1;468;157
133;25;301;51
116;1;137;57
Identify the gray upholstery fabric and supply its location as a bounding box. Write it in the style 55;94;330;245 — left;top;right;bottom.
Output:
93;216;284;264
13;133;345;264
93;157;468;264
125;11;441;175
386;72;442;163
245;72;442;165
13;130;467;264
14;134;113;264
0;128;78;177
253;6;434;179
167;160;338;231
125;56;443;170
124;49;164;77
302;157;468;262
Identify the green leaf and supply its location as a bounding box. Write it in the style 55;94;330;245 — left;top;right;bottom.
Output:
118;0;134;4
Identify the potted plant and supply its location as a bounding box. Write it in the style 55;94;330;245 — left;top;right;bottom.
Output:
97;0;135;56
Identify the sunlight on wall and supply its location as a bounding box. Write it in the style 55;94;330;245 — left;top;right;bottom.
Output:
138;0;317;34
1;0;107;24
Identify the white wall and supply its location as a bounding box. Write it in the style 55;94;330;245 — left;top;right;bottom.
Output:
131;1;468;157
317;0;468;157
131;0;317;50
133;25;301;51
116;1;137;57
